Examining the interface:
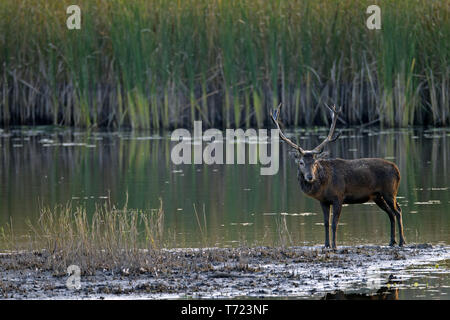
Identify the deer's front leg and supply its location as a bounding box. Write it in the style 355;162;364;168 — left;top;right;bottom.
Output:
331;200;343;250
320;202;331;248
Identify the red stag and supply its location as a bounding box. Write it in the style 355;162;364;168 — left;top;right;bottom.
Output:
271;104;406;249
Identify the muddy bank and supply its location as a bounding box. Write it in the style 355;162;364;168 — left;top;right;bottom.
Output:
1;244;449;299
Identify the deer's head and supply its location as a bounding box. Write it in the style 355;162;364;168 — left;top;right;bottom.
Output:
271;103;342;183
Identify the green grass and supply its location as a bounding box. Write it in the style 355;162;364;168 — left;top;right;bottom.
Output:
0;0;448;129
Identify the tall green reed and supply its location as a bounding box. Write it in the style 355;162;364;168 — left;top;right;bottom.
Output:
0;0;447;129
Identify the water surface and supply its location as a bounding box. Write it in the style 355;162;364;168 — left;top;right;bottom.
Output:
1;126;448;248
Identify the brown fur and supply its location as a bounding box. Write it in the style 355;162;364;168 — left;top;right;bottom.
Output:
299;158;400;204
272;103;406;249
297;155;406;249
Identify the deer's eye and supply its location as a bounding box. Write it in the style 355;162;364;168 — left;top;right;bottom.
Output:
299;160;305;167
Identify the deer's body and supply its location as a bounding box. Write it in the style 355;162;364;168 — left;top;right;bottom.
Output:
271;104;406;249
298;158;400;205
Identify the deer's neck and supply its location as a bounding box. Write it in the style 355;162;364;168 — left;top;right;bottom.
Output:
298;162;328;198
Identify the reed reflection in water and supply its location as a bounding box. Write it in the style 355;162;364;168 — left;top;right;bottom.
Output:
0;127;448;247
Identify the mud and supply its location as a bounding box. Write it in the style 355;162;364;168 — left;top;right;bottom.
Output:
1;244;449;299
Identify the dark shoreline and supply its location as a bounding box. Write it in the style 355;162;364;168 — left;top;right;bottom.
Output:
1;244;449;299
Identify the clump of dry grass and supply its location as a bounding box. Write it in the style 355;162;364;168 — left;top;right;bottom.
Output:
0;199;166;274
0;196;298;275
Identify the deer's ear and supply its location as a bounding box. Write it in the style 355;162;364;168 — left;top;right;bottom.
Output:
316;151;329;159
289;151;300;159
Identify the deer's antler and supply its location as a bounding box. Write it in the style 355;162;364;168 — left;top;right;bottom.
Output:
311;104;342;154
270;103;305;155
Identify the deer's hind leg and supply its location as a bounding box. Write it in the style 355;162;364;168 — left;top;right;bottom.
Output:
384;196;406;246
374;195;396;246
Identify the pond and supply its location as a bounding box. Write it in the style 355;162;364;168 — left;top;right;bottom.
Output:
0;127;449;247
0;126;449;299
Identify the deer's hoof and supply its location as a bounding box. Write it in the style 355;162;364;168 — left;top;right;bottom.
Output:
399;240;406;247
389;241;397;247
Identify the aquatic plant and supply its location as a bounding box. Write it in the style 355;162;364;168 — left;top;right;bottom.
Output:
0;198;165;273
0;0;448;128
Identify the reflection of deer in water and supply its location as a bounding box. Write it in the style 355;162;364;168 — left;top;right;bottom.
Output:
271;104;406;249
